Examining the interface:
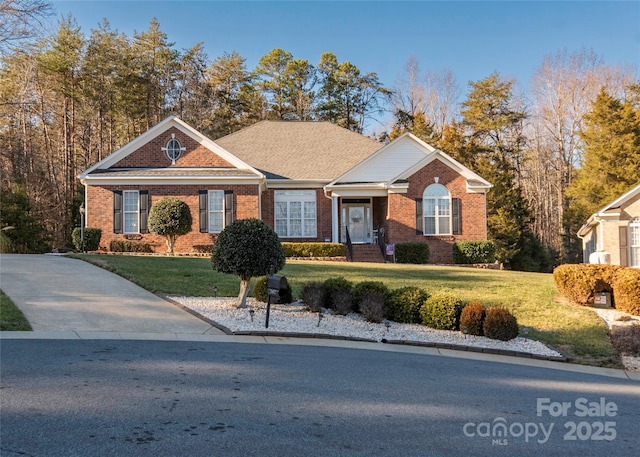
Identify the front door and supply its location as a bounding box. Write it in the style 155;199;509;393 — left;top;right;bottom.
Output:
341;199;372;244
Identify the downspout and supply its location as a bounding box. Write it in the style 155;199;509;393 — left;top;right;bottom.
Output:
323;186;339;243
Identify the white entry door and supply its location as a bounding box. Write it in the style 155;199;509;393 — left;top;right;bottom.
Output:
341;201;372;244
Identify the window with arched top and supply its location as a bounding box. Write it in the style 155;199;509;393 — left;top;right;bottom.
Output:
422;184;451;235
630;217;640;267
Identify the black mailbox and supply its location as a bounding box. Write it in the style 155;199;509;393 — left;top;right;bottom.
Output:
267;275;288;298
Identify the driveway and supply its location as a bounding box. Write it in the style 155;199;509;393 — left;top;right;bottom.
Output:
0;254;221;336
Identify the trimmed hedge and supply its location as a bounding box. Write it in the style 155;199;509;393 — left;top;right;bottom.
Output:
453;241;496;264
611;269;640;316
109;240;153;253
71;227;102;251
553;264;622;305
282;242;345;258
395;242;430;264
352;281;390;308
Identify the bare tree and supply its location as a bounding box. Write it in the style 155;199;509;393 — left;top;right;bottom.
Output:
0;0;53;55
425;67;460;137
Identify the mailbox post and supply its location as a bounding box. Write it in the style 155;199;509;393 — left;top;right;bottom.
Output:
265;274;288;328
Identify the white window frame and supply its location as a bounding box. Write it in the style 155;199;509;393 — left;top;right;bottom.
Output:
423;184;451;236
208;190;224;234
123;190;140;234
630;217;640;267
274;190;317;238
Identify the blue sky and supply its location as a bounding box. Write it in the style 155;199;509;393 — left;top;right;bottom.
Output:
51;1;639;129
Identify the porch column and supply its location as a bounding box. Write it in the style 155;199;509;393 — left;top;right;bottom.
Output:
331;196;339;243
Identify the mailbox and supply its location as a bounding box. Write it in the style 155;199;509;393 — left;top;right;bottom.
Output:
267;275;289;298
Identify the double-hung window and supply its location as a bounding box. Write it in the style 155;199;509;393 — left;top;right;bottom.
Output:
123;190;140;234
423;184;450;235
274;190;317;238
630;217;640;267
208;190;224;233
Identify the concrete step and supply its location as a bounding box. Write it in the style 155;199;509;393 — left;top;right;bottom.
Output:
351;245;385;263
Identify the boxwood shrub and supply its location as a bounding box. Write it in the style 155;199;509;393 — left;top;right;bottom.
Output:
352;281;390;308
459;301;486;336
388;286;429;324
282;242;345;258
71;227;102;251
453;241;496;264
483;307;519;341
253;276;293;304
395;242;430;264
420;292;464;330
109;240;153;253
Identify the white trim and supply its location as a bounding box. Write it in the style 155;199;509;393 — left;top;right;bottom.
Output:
274;190;317;238
82;176;264;186
78;116;265;180
123;190;140;234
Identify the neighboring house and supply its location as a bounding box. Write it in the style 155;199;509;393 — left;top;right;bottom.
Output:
79;116;492;263
577;183;640;267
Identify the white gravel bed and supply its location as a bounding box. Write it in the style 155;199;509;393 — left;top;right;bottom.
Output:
590;307;640;372
172;296;563;358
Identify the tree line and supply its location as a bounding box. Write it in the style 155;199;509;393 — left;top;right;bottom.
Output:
1;7;638;271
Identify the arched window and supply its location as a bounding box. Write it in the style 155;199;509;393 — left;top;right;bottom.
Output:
423;184;450;235
630;217;640;267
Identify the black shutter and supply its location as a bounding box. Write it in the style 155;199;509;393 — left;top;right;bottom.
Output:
452;198;461;235
224;190;234;227
199;190;208;233
415;198;423;235
113;191;122;234
139;190;149;234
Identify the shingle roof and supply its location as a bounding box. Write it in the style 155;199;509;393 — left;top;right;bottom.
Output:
214;121;382;180
88;168;256;178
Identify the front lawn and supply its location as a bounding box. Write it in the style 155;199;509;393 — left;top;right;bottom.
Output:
71;254;619;367
0;290;32;331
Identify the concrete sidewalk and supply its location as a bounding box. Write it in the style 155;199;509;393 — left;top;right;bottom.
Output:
0;254;222;335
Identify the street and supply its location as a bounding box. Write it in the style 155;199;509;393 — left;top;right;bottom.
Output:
1;339;638;456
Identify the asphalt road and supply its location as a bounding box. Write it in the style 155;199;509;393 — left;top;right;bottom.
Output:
1;339;638;457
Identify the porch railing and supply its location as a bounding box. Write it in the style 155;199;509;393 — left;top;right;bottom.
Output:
376;226;386;260
344;226;353;262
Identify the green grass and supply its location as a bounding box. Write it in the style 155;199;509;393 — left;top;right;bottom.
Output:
70;254;620;367
0;290;32;331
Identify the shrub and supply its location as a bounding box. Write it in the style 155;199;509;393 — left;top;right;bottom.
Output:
459;301;486;336
282;242;345;258
148;197;192;253
612;269;640;316
395;242;430;264
109;240;153;253
301;282;326;312
420;292;464;330
453;241;496;264
610;325;640;356
192;244;213;254
332;289;354;315
483;307;519;341
553;264;622;305
388;286;429;323
323;277;353;310
212;218;286;308
71;227;102;251
359;292;387;323
352;281;390;308
253;276;292;304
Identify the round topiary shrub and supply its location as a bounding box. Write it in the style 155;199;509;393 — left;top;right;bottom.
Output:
459;301;486;336
359;292;387;323
301;282;326;312
388;286;429;323
483;307;519;341
420;292;465;330
253;276;293;304
148;197;192;253
323;277;353;310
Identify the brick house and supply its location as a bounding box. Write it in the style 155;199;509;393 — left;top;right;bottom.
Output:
79;116;492;263
577;183;640;267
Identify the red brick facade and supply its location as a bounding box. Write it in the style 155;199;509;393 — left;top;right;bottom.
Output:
87;184;260;253
385;159;487;263
113;127;234;169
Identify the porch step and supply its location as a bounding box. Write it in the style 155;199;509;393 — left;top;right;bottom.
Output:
351;244;385;263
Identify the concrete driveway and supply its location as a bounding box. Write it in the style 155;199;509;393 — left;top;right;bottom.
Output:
0;254;221;336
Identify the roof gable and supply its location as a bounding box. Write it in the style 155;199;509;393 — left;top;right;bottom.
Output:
79;116;262;179
215;121;382;180
330;133;491;190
